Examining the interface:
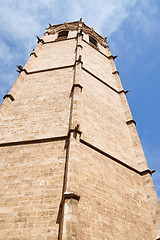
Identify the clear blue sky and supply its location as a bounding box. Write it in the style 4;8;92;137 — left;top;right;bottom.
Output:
0;0;160;199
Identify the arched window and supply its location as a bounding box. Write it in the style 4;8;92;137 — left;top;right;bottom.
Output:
89;36;97;47
58;31;69;38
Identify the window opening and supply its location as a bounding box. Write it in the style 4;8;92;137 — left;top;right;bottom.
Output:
58;31;69;38
89;36;97;47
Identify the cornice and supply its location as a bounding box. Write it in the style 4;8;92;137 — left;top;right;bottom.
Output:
46;21;108;48
46;21;79;35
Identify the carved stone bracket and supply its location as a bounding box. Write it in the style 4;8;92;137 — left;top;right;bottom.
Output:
126;119;136;126
75;55;83;65
140;169;156;176
30;49;38;57
71;84;83;93
118;89;130;94
108;55;118;60
36;36;44;44
112;70;119;75
63;192;81;202
3;94;15;101
76;44;83;49
70;124;82;139
16;65;28;74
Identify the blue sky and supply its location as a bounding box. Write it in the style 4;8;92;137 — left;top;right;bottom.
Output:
0;0;160;199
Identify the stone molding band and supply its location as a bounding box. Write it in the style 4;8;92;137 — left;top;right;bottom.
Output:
38;36;111;61
28;64;75;75
80;138;154;176
0;134;154;177
82;39;109;59
82;66;119;93
16;64;126;97
43;37;76;45
0;136;67;147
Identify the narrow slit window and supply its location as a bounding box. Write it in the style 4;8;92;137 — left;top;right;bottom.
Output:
58;31;69;38
89;36;97;47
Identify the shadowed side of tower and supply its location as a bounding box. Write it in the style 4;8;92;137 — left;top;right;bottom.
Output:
0;21;159;240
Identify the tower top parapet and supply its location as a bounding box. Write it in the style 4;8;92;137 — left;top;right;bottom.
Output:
46;20;108;48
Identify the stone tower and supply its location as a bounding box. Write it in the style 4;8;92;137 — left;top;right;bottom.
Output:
0;20;160;240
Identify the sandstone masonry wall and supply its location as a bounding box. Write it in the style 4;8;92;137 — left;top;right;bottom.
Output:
65;137;156;239
0;21;159;240
0;141;66;240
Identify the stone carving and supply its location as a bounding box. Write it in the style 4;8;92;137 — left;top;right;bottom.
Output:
46;21;108;48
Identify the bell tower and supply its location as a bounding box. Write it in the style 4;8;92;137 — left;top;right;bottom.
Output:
0;20;159;240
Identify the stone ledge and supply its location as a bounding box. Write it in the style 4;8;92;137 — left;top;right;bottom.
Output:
63;192;81;201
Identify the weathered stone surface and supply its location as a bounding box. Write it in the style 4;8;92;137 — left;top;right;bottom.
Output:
68;137;156;239
0;68;73;143
0;21;159;239
0;141;66;240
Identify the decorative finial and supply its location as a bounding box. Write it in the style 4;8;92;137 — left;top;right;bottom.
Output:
49;23;52;27
79;18;82;22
